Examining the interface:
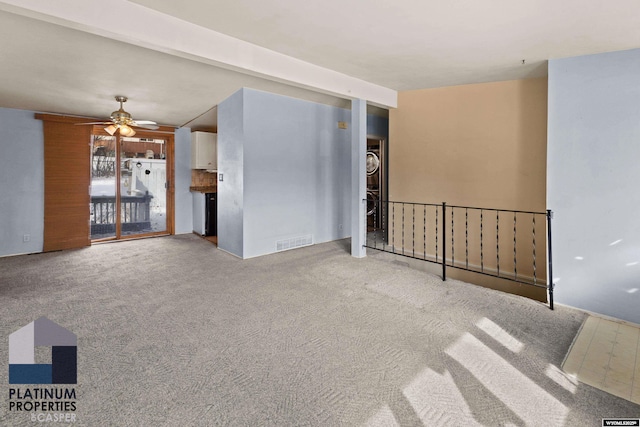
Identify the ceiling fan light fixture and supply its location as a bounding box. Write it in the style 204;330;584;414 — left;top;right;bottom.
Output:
120;125;135;137
77;96;155;133
104;124;117;135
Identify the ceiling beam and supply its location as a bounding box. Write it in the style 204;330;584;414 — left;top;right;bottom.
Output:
0;0;397;108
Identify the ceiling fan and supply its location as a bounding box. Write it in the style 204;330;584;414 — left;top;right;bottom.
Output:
77;96;158;137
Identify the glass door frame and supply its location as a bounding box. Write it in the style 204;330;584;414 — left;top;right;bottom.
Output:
91;126;175;242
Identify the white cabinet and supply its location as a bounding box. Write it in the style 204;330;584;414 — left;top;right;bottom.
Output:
191;132;217;170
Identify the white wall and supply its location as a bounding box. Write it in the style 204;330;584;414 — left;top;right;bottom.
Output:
548;48;640;324
174;127;193;234
0;108;44;257
218;88;352;259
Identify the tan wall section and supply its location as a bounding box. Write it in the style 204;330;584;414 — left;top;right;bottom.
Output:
388;77;548;301
389;77;547;211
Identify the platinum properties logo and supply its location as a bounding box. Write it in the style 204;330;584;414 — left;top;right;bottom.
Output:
9;388;76;423
8;317;77;423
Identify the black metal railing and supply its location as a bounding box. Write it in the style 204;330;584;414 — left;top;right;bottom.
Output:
90;194;153;236
364;199;555;309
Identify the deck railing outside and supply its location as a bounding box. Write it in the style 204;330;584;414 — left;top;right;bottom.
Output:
90;194;153;235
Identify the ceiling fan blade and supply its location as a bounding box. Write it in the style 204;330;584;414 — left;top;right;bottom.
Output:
133;124;160;130
132;120;157;125
74;121;111;125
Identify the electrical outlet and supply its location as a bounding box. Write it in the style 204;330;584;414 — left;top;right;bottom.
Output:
338;224;343;231
23;234;30;243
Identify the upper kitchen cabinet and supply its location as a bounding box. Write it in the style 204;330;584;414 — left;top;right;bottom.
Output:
191;131;217;170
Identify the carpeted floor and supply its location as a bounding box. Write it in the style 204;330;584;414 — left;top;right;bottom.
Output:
0;234;638;426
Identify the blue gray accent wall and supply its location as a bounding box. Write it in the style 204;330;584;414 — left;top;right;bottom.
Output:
217;89;245;257
217;88;352;259
351;99;367;258
548;48;640;323
0;108;44;257
174;127;193;234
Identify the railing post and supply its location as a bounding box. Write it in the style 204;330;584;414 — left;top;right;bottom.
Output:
547;209;555;310
373;198;378;249
442;202;447;281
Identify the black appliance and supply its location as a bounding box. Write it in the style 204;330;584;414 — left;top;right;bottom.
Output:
205;193;217;237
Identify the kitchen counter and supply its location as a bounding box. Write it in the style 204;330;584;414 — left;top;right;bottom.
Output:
189;186;217;193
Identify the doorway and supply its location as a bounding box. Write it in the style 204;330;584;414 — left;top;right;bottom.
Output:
90;130;174;241
366;138;386;231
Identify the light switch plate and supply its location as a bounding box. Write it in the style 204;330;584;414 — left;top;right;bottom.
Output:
219;173;223;182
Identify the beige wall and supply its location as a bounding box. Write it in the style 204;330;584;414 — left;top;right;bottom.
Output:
390;77;547;210
388;77;548;300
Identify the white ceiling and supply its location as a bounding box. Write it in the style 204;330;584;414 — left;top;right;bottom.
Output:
1;0;639;128
131;0;640;90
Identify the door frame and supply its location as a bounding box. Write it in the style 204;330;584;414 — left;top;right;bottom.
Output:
91;126;175;241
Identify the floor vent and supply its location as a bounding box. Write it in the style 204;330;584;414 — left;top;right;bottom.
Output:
276;235;313;252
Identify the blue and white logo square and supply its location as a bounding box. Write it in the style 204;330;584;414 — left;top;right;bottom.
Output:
9;317;77;384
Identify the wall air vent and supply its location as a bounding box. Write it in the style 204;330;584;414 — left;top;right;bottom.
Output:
276;235;313;252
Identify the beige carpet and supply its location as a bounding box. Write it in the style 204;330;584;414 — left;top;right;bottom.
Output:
0;235;638;426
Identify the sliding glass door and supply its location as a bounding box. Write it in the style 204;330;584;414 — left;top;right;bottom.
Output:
90;135;117;240
119;136;167;237
90;131;172;241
